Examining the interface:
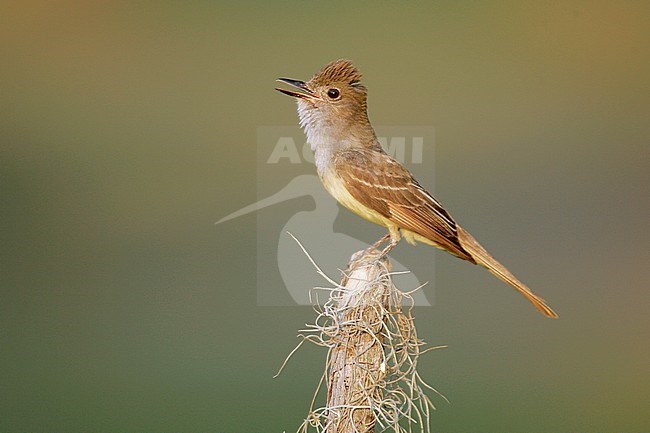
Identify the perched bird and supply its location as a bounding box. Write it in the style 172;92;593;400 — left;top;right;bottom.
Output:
276;59;558;318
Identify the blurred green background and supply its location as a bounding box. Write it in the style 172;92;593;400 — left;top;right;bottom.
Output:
1;2;649;432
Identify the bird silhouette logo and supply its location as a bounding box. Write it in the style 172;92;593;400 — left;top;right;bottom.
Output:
217;174;432;306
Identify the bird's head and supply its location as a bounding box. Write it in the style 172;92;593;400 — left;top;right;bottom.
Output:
276;59;374;150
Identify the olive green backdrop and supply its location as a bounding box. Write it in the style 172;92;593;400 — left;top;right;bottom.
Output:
1;2;649;432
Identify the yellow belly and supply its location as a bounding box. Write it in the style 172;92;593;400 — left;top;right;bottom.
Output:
320;170;393;227
319;170;442;248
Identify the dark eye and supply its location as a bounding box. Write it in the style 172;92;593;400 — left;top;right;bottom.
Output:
327;88;340;99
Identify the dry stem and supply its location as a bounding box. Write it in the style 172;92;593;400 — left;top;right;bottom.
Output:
281;242;444;433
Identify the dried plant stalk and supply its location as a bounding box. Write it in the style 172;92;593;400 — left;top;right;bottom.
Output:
325;249;392;433
284;244;442;433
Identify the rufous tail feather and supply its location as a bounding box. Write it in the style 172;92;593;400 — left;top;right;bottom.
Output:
456;225;558;318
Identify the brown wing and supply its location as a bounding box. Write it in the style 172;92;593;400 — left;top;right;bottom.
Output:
334;148;557;318
334;148;473;261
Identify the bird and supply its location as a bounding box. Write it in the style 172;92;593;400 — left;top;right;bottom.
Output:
275;59;558;318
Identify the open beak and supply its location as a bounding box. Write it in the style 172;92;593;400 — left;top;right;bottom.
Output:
275;78;318;99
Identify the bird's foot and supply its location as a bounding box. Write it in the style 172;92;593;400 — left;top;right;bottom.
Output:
379;238;398;258
368;233;391;251
366;229;400;259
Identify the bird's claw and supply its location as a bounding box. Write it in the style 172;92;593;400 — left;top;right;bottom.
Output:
364;233;398;259
368;233;391;251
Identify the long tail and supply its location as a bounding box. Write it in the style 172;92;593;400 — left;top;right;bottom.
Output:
456;225;558;318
